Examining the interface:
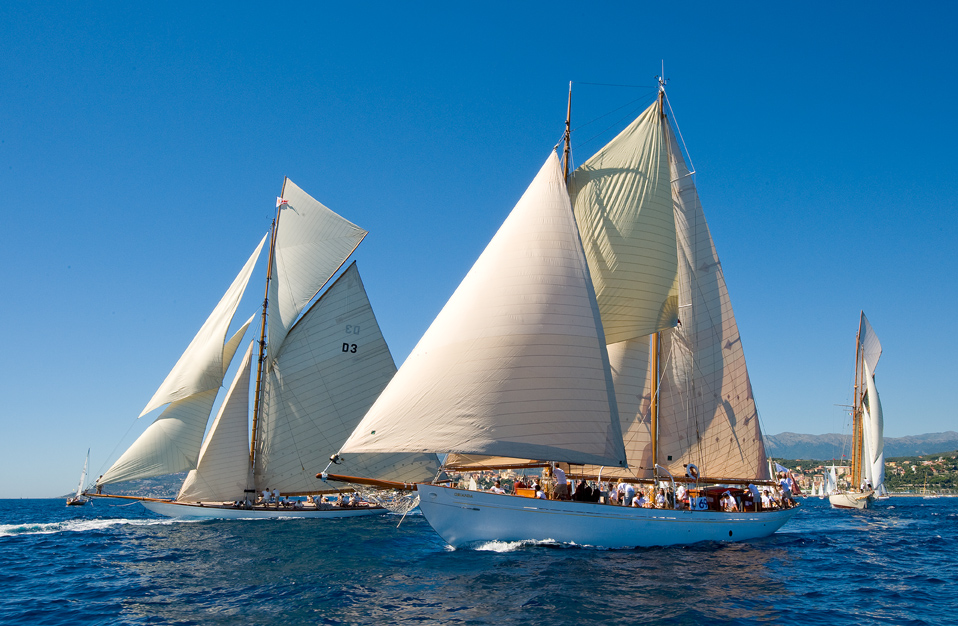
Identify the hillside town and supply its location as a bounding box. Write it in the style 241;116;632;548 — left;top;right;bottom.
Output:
777;452;958;495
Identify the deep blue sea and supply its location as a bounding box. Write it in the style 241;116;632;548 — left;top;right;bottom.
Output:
1;497;955;625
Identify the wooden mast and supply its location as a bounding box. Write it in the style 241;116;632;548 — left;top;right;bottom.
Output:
563;81;572;180
250;178;286;466
650;77;667;473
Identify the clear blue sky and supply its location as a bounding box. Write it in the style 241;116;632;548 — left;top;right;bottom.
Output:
2;2;955;498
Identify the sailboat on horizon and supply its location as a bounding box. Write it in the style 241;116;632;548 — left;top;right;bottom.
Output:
829;312;885;509
66;449;90;506
323;79;799;548
89;179;439;519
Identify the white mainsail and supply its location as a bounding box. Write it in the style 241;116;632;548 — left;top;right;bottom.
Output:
75;449;89;498
177;340;256;503
140;234;267;417
341;153;626;467
255;262;438;493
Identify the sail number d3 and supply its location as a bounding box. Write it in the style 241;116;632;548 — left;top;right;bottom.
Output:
343;343;358;353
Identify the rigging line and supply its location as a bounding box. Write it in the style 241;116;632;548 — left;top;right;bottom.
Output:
664;93;696;176
574;81;656;88
571;98;656;155
571;91;657;134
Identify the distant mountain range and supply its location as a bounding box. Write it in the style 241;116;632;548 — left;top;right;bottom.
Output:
765;431;958;460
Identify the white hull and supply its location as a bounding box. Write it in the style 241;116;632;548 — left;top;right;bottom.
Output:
828;491;875;509
416;484;798;549
140;500;385;520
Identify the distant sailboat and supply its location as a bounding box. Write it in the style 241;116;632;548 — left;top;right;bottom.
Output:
90;180;439;518
66;449;90;506
829;312;885;509
325;79;798;548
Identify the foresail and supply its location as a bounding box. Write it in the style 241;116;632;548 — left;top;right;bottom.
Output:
267;179;368;364
653;124;769;481
570;100;678;344
177;341;255;502
341;153;626;467
140;234;267;417
101;318;254;486
254;263;436;493
99;389;219;485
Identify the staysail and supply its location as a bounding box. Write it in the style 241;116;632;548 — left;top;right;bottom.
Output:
342;153;626;467
177;340;256;502
569;101;679;343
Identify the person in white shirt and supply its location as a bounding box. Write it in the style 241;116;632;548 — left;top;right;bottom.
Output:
490;480;506;494
553;465;569;499
675;484;688;509
632;493;647;507
761;489;774;509
655;488;666;508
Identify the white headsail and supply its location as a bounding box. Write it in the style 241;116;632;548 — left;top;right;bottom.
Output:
177;340;256;503
342;153;626;467
140;234;267;417
99;312;254;485
863;359;884;490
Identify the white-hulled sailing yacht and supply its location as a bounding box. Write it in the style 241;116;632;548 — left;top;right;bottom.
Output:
91;180;439;519
325;79;798;548
829;312;885;509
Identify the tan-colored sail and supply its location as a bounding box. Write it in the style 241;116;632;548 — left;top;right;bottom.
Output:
652;124;768;480
569;101;678;344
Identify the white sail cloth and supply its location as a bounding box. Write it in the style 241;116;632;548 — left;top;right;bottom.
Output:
177;341;256;503
99;317;253;485
859;312;882;373
255;263;439;492
140;234;267;417
861;359;884;489
267;178;367;364
573;106;768;482
342;153;626;467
